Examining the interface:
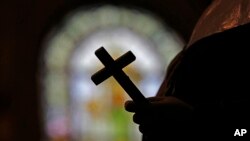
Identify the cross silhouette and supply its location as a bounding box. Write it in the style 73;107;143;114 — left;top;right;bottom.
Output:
91;47;149;107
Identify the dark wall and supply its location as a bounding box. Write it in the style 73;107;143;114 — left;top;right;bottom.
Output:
0;0;211;141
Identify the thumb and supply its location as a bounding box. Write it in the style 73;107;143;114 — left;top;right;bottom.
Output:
124;100;136;112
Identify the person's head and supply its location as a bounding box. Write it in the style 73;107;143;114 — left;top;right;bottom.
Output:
188;0;250;46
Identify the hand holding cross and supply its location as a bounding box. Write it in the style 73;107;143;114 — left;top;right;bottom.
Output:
91;47;150;108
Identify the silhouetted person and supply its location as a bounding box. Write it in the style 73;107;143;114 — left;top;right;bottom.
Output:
125;0;250;140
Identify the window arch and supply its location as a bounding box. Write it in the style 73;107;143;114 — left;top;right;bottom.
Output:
41;5;183;141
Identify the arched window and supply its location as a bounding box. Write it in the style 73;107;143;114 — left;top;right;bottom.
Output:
41;5;183;141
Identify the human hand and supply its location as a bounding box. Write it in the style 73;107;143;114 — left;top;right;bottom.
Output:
124;96;193;137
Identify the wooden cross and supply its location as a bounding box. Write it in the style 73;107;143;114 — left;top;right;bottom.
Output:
91;47;150;107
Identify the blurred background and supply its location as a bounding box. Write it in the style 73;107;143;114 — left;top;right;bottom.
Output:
0;0;211;141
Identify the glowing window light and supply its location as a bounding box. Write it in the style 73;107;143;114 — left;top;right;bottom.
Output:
41;5;183;141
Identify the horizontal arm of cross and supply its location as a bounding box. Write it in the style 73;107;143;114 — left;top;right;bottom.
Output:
91;47;136;85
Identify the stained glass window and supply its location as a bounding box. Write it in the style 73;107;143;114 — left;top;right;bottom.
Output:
42;5;183;141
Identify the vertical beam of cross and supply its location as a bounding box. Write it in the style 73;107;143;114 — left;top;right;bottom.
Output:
91;47;150;107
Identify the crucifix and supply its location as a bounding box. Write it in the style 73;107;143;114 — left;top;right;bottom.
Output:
91;47;150;108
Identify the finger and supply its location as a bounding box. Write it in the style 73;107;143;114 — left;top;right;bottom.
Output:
133;113;144;124
139;123;154;135
145;96;174;111
150;96;193;110
124;100;136;112
146;96;165;102
139;125;145;134
125;97;166;112
149;96;177;105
